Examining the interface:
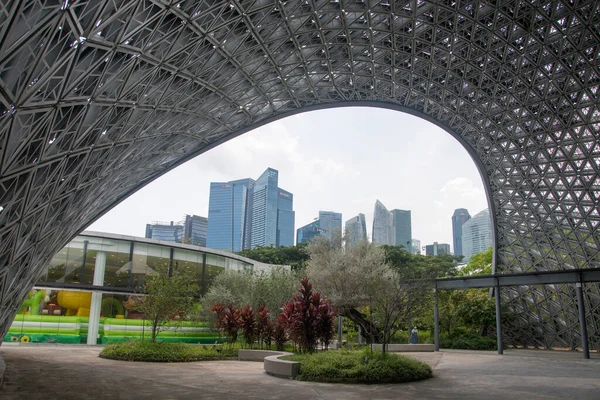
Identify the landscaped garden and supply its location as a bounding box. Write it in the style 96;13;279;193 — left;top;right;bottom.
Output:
282;349;432;383
98;238;498;382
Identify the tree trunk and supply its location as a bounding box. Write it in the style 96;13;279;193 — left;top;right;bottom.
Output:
342;309;382;343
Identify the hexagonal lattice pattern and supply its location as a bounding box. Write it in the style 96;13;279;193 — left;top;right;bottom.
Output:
0;1;599;348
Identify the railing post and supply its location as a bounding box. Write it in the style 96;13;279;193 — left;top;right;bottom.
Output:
575;282;590;359
495;278;503;355
434;288;440;352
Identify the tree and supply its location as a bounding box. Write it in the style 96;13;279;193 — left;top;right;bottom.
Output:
306;235;386;342
279;277;335;353
203;267;299;321
458;247;493;276
237;244;310;272
136;265;200;342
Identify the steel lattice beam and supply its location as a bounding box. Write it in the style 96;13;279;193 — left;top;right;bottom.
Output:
0;0;599;349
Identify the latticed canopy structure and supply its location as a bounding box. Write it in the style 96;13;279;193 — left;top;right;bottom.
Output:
0;0;599;348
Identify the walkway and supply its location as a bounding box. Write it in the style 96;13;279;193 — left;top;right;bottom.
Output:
1;345;598;399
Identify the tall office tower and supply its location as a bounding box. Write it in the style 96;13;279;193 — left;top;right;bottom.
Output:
345;213;367;247
372;200;395;245
297;220;321;244
391;209;412;252
318;211;343;240
207;178;255;252
411;239;421;255
461;208;492;263
452;208;471;257
145;221;184;242
425;242;451;256
276;189;295;247
250;168;294;248
183;214;208;247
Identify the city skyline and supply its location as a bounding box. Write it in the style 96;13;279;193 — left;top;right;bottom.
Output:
89;107;489;248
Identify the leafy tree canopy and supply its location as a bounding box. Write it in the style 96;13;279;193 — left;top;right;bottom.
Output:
237;243;309;272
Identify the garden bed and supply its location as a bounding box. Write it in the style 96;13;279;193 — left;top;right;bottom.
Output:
282;349;433;384
99;341;237;362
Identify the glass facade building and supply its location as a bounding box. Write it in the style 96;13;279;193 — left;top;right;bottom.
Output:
318;211;342;240
145;221;184;242
345;213;367;247
452;208;471;258
425;242;451;256
208;168;294;250
411;239;421;255
391;209;412;252
6;231;282;346
372;200;395;246
297;220;321;244
184;214;208;247
461;209;492;263
207;179;254;252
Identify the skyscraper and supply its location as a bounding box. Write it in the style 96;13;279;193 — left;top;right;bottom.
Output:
207;168;294;251
411;239;421;255
345;213;367;247
207;178;254;252
297;211;342;244
391;209;412;252
372;200;395;245
452;208;471;258
461;209;492;263
297;220;320;244
318;211;342;240
184;214;208;247
425;242;451;255
276;189;295;247
145;221;184;242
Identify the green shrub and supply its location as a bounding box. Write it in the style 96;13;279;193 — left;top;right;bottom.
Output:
99;341;238;362
439;334;497;350
282;348;433;383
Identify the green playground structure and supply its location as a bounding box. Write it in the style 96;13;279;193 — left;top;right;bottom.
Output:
5;314;222;344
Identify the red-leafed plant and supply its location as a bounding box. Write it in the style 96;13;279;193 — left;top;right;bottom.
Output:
220;304;241;344
239;305;256;347
279;277;334;353
273;314;287;351
316;296;336;349
256;303;272;348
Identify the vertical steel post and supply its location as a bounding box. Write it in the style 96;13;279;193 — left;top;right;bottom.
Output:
575;282;590;359
495;279;503;355
338;315;343;348
434;288;440;352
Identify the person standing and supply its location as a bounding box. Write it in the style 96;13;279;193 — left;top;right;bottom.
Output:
410;327;419;344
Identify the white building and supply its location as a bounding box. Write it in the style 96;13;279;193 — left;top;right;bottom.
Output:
461;209;492;263
372;200;395;245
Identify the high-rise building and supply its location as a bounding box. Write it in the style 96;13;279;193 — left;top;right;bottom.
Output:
345;213;367;247
145;221;184;242
297;220;320;244
318;211;342;240
297;211;342;244
425;242;451;256
452;208;471;258
207;178;255;252
372;200;395;245
391;209;412;252
411;239;421;255
207;168;294;251
184;214;208;247
461;208;492;263
276;189;295;247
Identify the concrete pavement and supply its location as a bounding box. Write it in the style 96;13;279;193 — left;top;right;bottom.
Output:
0;345;598;399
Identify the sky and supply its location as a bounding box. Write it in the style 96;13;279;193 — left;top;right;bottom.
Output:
88;107;489;252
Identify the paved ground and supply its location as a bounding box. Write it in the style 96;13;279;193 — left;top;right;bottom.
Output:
0;345;598;399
